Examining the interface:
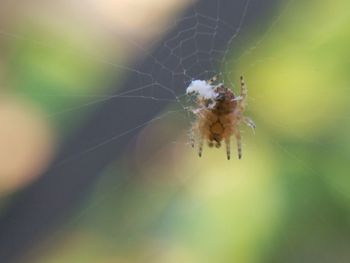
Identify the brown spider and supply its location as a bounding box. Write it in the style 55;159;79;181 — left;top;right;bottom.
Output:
187;75;255;160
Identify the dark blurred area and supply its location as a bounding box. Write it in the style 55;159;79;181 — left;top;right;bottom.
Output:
0;0;350;262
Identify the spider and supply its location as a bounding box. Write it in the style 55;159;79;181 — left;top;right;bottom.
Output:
186;75;255;160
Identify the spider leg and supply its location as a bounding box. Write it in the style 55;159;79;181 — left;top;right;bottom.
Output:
225;138;231;160
207;73;221;85
244;116;256;133
240;75;247;99
235;131;242;159
190;125;196;148
198;137;204;157
239;75;247;111
239;77;255;134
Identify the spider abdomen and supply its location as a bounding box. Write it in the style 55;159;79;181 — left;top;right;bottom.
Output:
206;111;235;148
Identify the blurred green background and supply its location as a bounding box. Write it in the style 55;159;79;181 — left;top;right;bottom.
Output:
0;0;350;262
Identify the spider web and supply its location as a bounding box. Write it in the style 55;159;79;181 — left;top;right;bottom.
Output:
3;0;339;261
0;0;290;166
